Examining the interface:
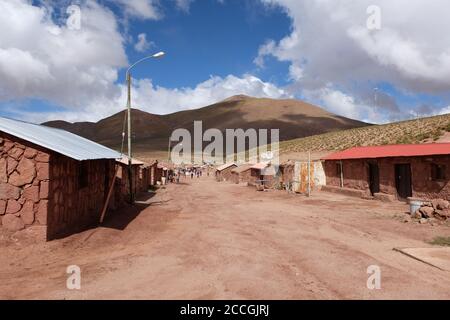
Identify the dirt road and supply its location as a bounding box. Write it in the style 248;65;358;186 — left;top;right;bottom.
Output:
1;176;449;299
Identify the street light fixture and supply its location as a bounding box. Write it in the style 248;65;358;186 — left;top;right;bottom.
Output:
126;51;165;204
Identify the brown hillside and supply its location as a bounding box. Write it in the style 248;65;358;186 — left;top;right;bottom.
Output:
43;95;368;158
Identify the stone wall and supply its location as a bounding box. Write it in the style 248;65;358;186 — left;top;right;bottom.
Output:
0;133;50;232
324;155;450;200
48;154;116;239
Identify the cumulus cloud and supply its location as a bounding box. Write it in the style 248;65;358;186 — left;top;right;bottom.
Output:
21;74;290;123
0;0;127;109
258;0;450;122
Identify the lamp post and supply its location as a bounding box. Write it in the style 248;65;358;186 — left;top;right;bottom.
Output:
126;51;165;204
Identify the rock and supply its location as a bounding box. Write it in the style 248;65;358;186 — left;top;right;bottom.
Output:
36;162;49;181
1;214;25;231
39;181;49;199
20;201;34;225
422;201;433;207
0;200;5;215
3;141;14;152
6;200;22;214
412;210;423;219
35;152;50;163
432;199;450;210
23;185;40;203
36;200;48;225
419;206;435;218
8;157;36;187
23;148;37;159
7;157;18;175
8;147;24;160
0;158;6;183
0;183;21;200
403;216;412;223
419;218;428;224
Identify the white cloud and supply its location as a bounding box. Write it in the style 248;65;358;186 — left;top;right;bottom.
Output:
258;0;450;121
134;33;152;52
174;0;194;13
0;0;127;109
112;0;161;20
22;74;291;123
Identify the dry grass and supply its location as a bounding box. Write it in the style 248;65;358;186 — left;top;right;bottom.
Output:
429;236;450;247
279;113;450;153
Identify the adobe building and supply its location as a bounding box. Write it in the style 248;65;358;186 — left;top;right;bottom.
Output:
215;163;237;182
230;164;253;184
0;117;121;240
322;144;450;201
249;162;278;188
115;156;146;206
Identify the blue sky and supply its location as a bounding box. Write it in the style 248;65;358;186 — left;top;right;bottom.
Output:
0;0;449;124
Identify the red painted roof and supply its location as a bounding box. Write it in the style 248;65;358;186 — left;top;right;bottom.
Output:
323;143;450;161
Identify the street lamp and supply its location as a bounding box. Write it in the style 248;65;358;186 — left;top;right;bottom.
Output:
126;51;165;204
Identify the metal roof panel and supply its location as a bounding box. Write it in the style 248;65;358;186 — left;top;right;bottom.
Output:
0;117;121;161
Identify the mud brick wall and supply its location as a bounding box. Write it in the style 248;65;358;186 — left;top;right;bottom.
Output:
324;156;450;200
215;167;235;182
48;154;116;239
324;159;370;192
0;133;50;232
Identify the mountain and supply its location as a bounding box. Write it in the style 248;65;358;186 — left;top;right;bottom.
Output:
43;95;369;159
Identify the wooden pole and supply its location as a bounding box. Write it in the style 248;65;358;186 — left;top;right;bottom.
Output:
307;151;311;197
99;165;120;224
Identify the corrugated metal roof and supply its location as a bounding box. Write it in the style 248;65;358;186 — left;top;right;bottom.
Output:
216;163;237;171
117;156;145;166
231;164;253;173
323;143;450;161
0;117;121;161
251;162;270;170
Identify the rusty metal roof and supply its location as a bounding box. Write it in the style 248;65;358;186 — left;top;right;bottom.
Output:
250;162;270;170
117;156;145;166
0;117;121;161
323;143;450;161
216;163;237;171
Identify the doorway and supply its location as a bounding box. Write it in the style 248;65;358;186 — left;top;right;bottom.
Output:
395;164;412;200
368;163;380;195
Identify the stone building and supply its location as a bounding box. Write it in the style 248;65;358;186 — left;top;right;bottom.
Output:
215;163;237;182
230;164;253;184
322;144;450;201
0;117;121;240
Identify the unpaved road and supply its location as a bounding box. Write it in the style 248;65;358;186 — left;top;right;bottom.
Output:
1;176;449;299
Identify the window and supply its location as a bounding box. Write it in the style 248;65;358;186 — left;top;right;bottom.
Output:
431;163;446;181
78;161;89;189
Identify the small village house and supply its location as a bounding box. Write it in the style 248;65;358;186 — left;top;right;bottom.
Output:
230;164;253;184
215;163;237;182
115;156;145;206
0;117;121;240
249;162;278;188
322;144;450;201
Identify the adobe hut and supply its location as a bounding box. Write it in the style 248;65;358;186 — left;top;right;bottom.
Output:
322;144;450;201
230;164;253;184
215;163;237;182
0;117;121;240
115;156;145;206
249;162;278;188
